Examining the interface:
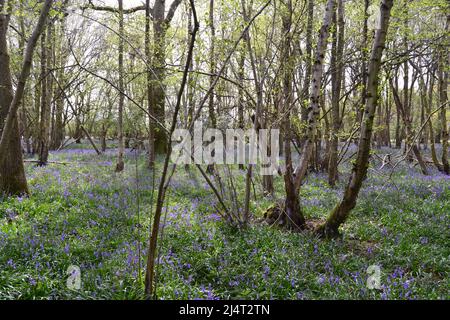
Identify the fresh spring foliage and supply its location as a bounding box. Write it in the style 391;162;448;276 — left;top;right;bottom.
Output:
0;145;448;300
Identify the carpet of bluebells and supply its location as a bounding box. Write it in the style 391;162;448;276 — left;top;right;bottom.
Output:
0;143;449;300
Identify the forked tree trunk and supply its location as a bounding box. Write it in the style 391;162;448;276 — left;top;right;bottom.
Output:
274;0;335;229
317;0;394;238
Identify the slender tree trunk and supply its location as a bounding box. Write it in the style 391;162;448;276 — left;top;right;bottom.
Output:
241;0;266;222
384;84;392;147
281;0;305;229
439;27;449;174
395;101;402;148
151;0;168;155
115;0;125;172
318;0;394;238
293;0;336;191
402;6;412;161
17;6;31;155
38;25;52;166
33;71;41;154
51;21;66;150
145;0;155;169
145;2;198;297
328;0;345;187
357;0;370;126
300;0;314;144
426;72;443;171
101;127;107;152
237;46;245;171
319;93;329;171
206;0;217;174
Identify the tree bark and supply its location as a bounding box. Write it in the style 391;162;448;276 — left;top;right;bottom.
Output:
145;0;155;169
206;0;217;174
38;25;52;166
151;0;168;155
426;71;443;171
438;16;449;174
51;21;67;150
357;0;370;126
0;0;53;194
115;0;125;172
328;0;345;187
0;2;28;195
293;0;336;191
281;0;306;229
300;0;314;145
145;1;199;298
318;0;394;238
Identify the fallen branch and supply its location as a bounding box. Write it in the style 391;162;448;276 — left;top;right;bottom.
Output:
24;160;69;165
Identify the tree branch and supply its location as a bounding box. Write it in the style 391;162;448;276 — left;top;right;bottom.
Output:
82;0;147;15
165;0;182;24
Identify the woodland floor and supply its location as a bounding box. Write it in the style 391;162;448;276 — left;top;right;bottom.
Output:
0;143;449;300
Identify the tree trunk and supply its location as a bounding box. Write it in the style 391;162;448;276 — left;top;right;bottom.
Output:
51;21;66;150
300;0;314;145
33;71;41;154
357;0;370;126
395;101;402;148
0;0;53;195
281;0;306;229
424;71;443;171
145;0;155;169
293;0;336;191
438;39;449;174
17;7;31;155
145;1;198;298
115;0;125;172
328;0;345;187
0;5;28;195
237;45;245;171
38;25;52;166
318;0;394;238
151;0;168;155
206;0;217;174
